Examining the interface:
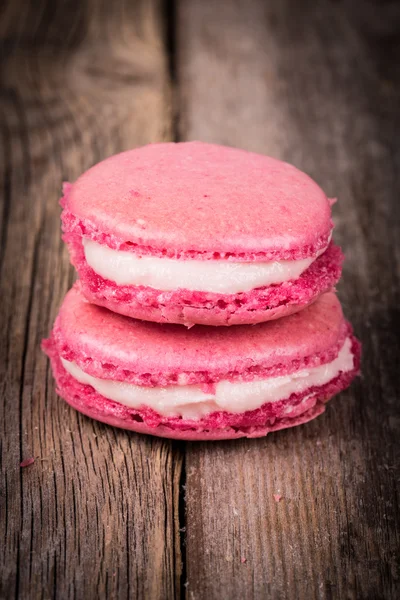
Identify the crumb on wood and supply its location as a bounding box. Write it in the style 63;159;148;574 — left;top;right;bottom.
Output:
20;457;35;468
273;494;283;502
241;557;247;563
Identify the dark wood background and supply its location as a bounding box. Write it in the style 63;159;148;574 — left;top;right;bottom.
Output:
0;0;399;598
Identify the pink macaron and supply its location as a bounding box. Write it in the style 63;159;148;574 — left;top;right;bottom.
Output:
61;142;343;326
43;284;360;441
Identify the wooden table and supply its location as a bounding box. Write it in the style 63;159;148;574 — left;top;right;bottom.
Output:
1;0;399;598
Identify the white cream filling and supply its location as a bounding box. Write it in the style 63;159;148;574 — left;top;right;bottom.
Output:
61;337;353;420
83;238;329;294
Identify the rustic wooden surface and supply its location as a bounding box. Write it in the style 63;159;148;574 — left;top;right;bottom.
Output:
1;0;399;599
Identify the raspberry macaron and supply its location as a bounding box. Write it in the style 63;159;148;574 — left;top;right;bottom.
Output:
42;285;360;441
61;142;343;326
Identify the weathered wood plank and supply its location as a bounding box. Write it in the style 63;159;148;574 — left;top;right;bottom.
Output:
0;1;182;599
178;1;400;598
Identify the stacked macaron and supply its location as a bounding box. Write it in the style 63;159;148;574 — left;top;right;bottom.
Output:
43;142;360;440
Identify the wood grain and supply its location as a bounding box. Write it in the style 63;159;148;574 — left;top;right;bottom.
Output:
0;1;183;599
178;1;400;598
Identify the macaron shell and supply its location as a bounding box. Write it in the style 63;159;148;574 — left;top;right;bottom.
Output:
65;142;332;258
80;289;305;327
57;391;326;441
50;284;348;385
44;334;361;441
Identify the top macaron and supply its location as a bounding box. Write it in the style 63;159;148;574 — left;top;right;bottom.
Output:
61;141;343;326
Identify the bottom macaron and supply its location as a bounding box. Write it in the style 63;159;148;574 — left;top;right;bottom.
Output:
43;284;360;441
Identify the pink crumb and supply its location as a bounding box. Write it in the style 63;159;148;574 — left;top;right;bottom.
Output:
20;457;35;468
273;494;282;502
241;557;247;564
